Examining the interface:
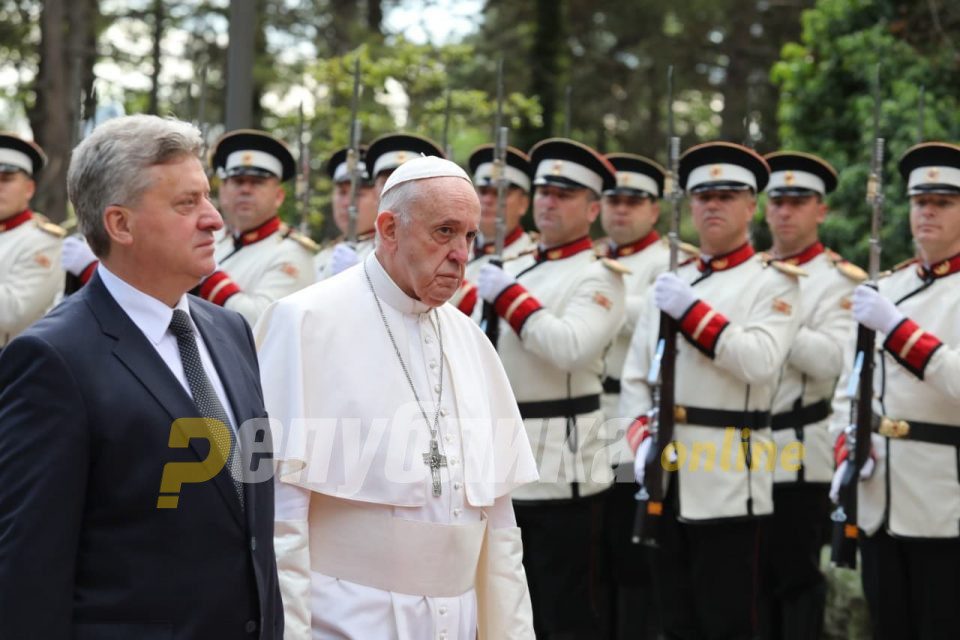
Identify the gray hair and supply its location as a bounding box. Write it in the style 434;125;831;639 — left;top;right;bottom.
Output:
375;179;421;247
67;115;204;257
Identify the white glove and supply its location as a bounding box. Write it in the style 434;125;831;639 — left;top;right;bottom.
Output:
477;263;517;303
852;284;903;334
62;235;97;276
653;272;698;319
329;243;360;276
828;457;876;503
633;437;653;486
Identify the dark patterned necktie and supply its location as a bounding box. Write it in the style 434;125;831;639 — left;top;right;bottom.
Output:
169;309;244;509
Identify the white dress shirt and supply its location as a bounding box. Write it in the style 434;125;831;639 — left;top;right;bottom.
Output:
97;264;238;433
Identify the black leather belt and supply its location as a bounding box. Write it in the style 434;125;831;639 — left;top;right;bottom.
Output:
518;394;601;420
675;405;771;430
771;399;830;431
873;413;960;447
602;377;621;394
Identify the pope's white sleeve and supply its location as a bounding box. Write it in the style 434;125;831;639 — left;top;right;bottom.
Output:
477;495;534;640
274;480;312;640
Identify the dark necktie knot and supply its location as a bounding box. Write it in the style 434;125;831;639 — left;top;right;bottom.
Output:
169;309;194;340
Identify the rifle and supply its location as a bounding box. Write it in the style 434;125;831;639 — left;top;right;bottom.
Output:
296;100;311;234
481;58;508;348
830;64;884;569
632;65;682;546
345;57;363;244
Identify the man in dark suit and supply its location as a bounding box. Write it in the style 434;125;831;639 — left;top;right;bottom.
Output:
0;114;283;639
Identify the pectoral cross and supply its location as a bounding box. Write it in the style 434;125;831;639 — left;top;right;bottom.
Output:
422;438;447;497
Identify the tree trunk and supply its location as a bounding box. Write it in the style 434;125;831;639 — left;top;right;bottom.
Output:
366;0;383;36
32;0;72;223
522;0;562;147
148;0;164;115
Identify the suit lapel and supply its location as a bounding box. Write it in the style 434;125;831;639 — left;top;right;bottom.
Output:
85;275;246;527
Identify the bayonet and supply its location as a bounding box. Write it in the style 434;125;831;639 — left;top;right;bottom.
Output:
346;57;363;244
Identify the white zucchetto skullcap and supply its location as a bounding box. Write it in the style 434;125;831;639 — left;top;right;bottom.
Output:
380;155;471;196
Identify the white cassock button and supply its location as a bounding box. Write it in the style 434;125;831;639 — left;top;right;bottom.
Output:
444;434;453;443
439;606;448;615
429;361;437;369
453;508;462;517
440;408;449;417
425;335;432;344
434;384;441;393
453;482;462;490
449;457;458;466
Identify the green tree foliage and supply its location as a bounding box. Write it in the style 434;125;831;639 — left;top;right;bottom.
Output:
266;38;542;238
772;0;960;267
463;0;813;160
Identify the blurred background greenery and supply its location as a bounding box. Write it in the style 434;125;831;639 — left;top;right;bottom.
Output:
1;0;957;267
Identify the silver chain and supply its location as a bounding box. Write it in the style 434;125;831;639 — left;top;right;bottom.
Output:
363;264;444;440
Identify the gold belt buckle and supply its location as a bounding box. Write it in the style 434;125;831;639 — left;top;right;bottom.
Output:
674;405;688;423
878;416;910;439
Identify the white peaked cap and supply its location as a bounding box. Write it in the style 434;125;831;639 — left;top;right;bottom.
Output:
380;155;471;196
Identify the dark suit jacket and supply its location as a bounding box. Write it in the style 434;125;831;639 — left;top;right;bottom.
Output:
0;273;283;640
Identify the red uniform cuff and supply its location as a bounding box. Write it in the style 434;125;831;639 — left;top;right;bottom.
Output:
198;270;241;306
456;281;478;316
78;260;98;285
834;432;849;466
627;415;651;455
493;283;543;335
883;317;942;380
678;300;729;359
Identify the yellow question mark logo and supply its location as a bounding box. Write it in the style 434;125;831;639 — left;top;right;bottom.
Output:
157;418;231;509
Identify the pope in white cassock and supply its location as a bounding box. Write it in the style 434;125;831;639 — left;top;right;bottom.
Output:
254;156;539;640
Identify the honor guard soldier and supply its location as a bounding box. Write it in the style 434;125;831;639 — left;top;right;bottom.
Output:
598;153;675;640
197;130;316;327
760;151;861;639
0;133;63;349
364;132;445;195
451;144;536;318
322;133;446;275
830;142;960;640
620;141;801;640
477;138;626;639
314;145;377;280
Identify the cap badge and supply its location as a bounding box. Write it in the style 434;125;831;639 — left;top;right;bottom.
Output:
241;152;254;166
617;174;631;187
784;171;795;185
396;151;408;164
927;168;940;182
710;165;723;178
552;160;564;176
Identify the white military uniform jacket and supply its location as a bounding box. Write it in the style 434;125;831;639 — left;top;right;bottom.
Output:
202;216;316;327
598;233;673;468
492;236;626;501
769;243;860;484
831;255;960;538
255;253;538;639
451;226;537;320
621;244;801;521
314;230;376;281
0;210;63;348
